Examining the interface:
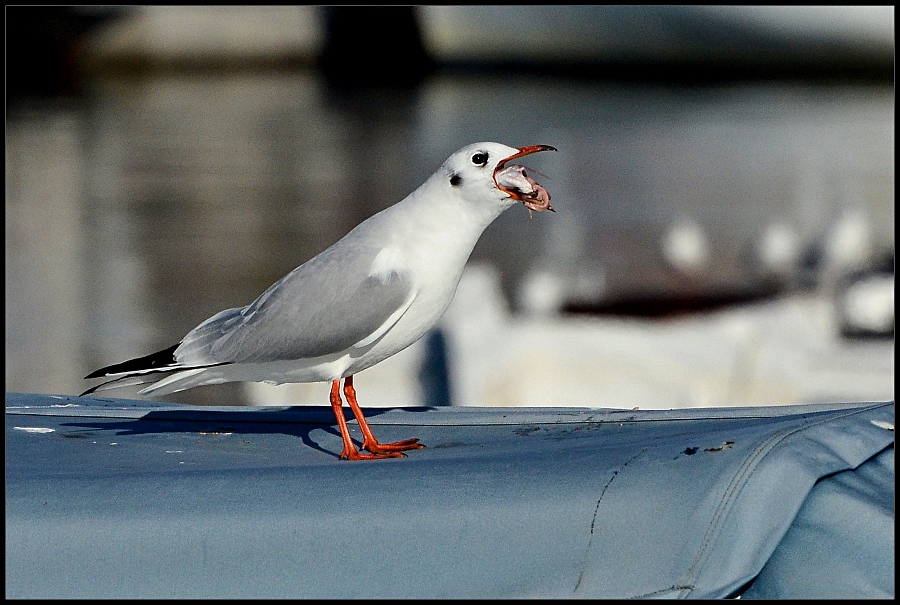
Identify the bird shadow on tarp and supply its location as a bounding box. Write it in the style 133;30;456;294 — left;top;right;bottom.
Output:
59;406;436;460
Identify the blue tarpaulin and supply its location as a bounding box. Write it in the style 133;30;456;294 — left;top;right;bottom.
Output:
5;393;893;598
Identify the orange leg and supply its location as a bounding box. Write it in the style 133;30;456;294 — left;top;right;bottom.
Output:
343;375;425;455
329;379;407;460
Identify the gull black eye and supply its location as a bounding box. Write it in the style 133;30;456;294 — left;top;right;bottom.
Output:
471;152;489;167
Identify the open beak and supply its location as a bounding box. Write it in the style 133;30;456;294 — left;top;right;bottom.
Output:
496;144;557;171
494;145;557;213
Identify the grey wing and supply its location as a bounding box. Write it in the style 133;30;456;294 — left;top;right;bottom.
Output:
174;241;415;365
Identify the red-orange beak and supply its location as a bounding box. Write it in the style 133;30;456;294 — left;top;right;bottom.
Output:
495;144;557;171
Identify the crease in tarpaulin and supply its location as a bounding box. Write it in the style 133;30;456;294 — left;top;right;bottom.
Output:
571;401;893;599
574;448;648;594
684;402;895;598
741;444;894;598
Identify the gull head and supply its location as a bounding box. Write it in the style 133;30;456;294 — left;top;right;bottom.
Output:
440;142;556;215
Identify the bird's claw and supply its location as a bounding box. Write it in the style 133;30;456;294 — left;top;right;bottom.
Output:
363;437;425;455
339;448;406;460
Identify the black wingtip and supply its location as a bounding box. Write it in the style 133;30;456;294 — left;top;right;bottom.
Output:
84;343;180;379
80;383;105;397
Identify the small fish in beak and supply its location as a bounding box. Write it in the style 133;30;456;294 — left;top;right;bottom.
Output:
495;164;554;214
493;144;555;215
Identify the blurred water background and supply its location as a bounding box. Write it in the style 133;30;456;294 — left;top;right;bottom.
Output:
6;7;894;408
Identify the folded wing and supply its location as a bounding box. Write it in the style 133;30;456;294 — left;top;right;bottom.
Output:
175;241;416;366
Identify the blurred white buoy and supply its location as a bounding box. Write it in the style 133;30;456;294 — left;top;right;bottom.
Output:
663;219;710;273
757;222;802;277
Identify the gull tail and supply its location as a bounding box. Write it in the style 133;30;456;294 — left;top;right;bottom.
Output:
80;374;167;396
80;343;226;397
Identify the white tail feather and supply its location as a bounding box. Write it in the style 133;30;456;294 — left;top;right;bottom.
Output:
138;368;209;396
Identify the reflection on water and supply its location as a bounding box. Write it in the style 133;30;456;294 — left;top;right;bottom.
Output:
5;70;894;407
